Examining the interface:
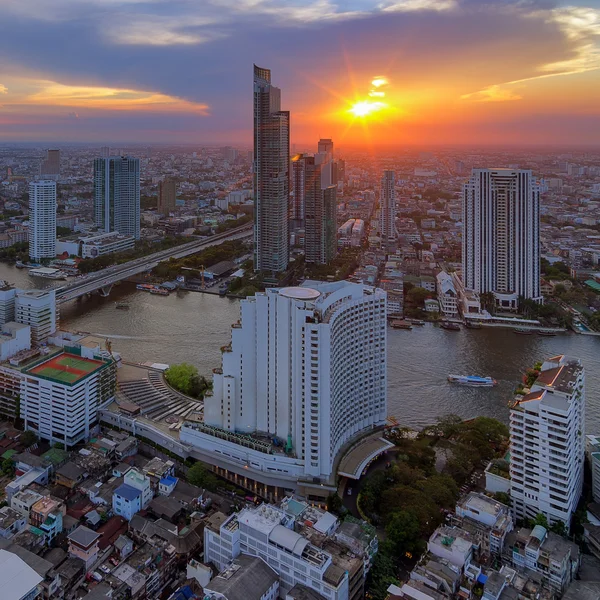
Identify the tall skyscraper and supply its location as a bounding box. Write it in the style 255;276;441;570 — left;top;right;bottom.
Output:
462;168;541;310
93;156;141;240
316;138;336;189
202;281;387;480
304;157;337;264
158;178;176;215
40;149;60;179
509;355;584;528
291;153;308;225
380;170;396;246
28;180;57;261
253;64;290;276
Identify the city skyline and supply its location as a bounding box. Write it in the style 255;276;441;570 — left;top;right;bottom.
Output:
0;1;599;145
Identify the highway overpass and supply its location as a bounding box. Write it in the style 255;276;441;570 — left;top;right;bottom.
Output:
55;224;253;304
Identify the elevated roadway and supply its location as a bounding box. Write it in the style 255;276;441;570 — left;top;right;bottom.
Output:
55;224;253;304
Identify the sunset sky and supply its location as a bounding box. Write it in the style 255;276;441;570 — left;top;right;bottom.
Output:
0;0;599;145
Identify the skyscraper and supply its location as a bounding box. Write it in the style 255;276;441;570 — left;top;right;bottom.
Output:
509;355;584;528
28;180;57;261
253;64;290;275
304;157;337;264
201;281;387;480
93;156;140;240
316;138;336;189
291;153;308;225
40;149;60;179
158;178;176;215
462;168;541;310
380;170;396;246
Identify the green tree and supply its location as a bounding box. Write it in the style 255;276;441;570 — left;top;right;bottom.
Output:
326;493;343;514
186;462;219;491
164;363;210;399
20;430;38;447
385;510;421;556
550;520;567;536
1;458;15;477
532;513;549;529
366;541;400;600
494;492;511;506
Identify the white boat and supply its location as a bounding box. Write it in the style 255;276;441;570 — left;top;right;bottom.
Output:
448;375;497;387
28;267;68;280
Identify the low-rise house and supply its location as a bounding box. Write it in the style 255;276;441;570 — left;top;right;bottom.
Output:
114;534;134;560
55;462;85;489
67;526;101;570
0;506;27;539
427;526;476;569
113;468;153;521
29;497;65;543
11;489;43;518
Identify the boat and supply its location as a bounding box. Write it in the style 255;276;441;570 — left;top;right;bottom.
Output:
136;284;156;292
16;261;41;269
150;288;169;296
115;302;130;309
465;321;483;329
537;330;557;337
513;328;534;335
406;319;425;326
28;267;68;280
390;320;413;330
448;375;497;387
440;321;460;331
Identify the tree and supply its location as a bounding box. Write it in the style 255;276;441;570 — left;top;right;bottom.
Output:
494;492;511;506
187;461;219;491
326;493;343;514
532;513;549;529
385;510;421;556
1;458;15;477
165;363;210;399
20;430;37;448
366;541;400;600
550;520;567;536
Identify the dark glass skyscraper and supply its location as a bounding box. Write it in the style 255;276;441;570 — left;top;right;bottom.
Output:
253;65;290;275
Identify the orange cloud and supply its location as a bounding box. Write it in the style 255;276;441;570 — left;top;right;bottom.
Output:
461;85;522;103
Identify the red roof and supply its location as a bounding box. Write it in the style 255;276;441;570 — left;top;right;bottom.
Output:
97;516;127;550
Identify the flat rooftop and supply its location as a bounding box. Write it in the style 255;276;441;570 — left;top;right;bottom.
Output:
25;352;106;385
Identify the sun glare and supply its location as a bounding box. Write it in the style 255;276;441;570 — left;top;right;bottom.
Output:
349;100;386;117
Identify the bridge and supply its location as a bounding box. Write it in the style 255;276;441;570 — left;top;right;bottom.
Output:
55;224;253;304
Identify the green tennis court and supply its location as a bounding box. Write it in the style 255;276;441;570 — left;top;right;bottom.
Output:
28;353;103;384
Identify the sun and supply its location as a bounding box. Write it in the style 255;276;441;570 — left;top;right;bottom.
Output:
349;100;386;118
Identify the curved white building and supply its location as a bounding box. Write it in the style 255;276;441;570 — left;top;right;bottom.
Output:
29;180;57;261
195;280;387;486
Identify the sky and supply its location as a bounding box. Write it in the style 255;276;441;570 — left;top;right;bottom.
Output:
0;0;599;146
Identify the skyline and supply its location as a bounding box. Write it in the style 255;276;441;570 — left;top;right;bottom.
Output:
0;0;599;145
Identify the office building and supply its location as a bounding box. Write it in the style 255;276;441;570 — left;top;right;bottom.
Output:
380;170;396;246
304;157;337;264
462;169;541;310
93;156;141;240
316;138;336;189
586;435;600;503
204;504;350;600
158;178;177;215
291;154;308;225
15;289;56;346
509;355;584;528
28;180;57;261
40;149;60;179
253;65;290;275
20;350;117;447
198;281;387;482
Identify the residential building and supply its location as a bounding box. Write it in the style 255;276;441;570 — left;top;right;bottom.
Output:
113;468;153;520
67;525;100;570
15;289;56;346
197;281;387;484
0;282;16;326
436;272;458;318
586;434;600;503
10;490;43;518
380;170;396;247
40;149;60;179
0;506;27;539
291;154;308;225
462;169;542;310
93;155;141;239
204;504;350;600
0;548;43;600
504;525;580;593
253;64;290;275
28;181;57;261
0;322;31;361
159;178;177;215
427;526;475;569
204;554;280;600
20;350;117;447
29;496;64;542
509;355;585;527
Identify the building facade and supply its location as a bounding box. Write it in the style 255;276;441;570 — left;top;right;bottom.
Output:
586;434;600;503
202;281;387;481
158;179;177;215
509;355;585;527
380;170;396;247
15;289;56;346
28;180;57;261
113;468;153;520
462;169;542;310
93;156;141;240
40;149;60;179
253;65;290;276
436;272;458;318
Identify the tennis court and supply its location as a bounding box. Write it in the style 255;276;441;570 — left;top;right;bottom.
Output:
28;353;103;384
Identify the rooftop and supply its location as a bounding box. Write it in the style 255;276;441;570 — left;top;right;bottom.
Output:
114;483;142;502
0;548;43;600
25;352;106;385
68;525;100;548
206;555;278;600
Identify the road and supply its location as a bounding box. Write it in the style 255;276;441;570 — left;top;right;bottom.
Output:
55;224;253;304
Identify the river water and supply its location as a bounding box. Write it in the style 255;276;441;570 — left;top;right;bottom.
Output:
2;263;599;432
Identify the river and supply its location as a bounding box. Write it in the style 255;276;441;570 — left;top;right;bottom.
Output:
2;263;599;432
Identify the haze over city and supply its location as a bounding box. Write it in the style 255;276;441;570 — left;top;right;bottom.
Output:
1;0;600;145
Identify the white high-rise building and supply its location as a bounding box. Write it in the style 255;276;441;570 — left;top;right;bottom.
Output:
187;281;387;486
462;169;542;310
380;170;396;246
15;289;57;346
93;156;140;240
585;435;600;504
29;180;57;261
509;355;584;528
253;65;290;276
